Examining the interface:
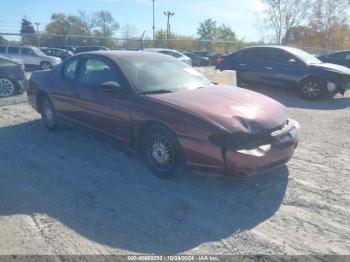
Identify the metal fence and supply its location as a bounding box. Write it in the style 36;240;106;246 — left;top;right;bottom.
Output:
0;32;334;55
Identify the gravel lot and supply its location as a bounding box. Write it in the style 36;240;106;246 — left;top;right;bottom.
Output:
0;81;350;255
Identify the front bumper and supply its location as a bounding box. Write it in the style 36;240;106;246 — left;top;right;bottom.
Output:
224;120;299;177
180;119;300;177
327;81;350;95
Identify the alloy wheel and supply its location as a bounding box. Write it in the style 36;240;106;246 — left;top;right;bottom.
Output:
0;78;15;97
302;79;322;99
147;134;175;172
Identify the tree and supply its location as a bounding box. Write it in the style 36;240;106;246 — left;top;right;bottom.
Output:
197;18;217;40
20;18;35;34
78;10;96;33
308;0;350;48
94;10;119;37
20;18;36;45
216;24;237;42
260;0;309;44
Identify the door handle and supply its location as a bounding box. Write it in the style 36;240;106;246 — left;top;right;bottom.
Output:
264;67;273;70
239;63;247;66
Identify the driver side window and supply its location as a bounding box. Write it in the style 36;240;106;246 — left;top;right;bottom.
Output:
78;58;120;86
63;59;78;80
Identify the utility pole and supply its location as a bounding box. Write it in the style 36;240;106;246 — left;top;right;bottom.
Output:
152;0;155;41
35;22;41;47
163;11;174;40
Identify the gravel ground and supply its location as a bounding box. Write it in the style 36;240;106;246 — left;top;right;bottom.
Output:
0;83;349;256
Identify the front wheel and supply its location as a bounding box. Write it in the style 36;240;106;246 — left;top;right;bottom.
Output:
140;125;185;179
0;78;16;97
41;96;58;131
300;78;324;100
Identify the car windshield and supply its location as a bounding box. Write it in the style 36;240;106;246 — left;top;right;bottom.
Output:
118;56;212;94
285;47;322;64
32;47;46;56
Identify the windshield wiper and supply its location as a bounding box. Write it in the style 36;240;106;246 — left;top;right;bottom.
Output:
141;90;174;95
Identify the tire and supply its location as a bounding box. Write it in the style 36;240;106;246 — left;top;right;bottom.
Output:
236;71;246;87
40;61;52;70
0;78;16;98
40;95;59;131
300;77;324;100
139;125;185;179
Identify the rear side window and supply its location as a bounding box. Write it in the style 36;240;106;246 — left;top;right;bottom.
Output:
0;46;6;53
64;59;78;80
8;47;19;54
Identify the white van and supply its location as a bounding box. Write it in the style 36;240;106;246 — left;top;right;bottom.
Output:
0;45;61;70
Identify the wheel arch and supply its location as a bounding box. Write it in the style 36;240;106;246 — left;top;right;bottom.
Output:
134;120;179;151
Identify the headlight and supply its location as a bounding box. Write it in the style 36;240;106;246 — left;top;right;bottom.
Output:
209;131;274;150
237;144;272;157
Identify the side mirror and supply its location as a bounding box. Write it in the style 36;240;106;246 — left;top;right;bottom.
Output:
100;81;121;92
288;58;297;65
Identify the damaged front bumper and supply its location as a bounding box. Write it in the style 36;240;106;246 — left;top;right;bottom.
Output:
224;119;299;177
327;78;350;95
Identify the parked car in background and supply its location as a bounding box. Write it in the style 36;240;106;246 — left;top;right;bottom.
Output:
183;52;210;67
40;47;73;61
74;46;110;54
0;45;61;70
317;51;350;68
216;46;350;100
144;48;192;66
193;51;210;58
208;53;224;65
27;51;299;179
55;46;76;53
0;55;27;97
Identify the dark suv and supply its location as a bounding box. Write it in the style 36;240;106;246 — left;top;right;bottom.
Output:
216;46;350;99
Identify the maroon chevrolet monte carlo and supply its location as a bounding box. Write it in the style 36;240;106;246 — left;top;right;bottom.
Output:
27;51;300;179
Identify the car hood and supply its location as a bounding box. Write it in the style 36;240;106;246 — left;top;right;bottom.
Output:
147;85;289;134
310;62;350;75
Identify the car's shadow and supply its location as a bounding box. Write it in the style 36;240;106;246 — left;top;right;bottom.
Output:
0;119;289;254
240;83;350;110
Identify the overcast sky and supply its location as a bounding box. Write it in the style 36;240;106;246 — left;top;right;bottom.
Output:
0;0;265;41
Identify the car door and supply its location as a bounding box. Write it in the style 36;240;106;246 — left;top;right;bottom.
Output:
265;49;306;87
236;48;271;83
50;57;82;121
75;56;132;143
20;47;39;67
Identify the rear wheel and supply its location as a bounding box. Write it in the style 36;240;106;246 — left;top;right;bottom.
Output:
40;95;58;131
140;125;185;179
300;77;324;100
0;78;16;97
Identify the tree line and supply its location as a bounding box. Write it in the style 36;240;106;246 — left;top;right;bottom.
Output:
259;0;350;50
0;10;239;53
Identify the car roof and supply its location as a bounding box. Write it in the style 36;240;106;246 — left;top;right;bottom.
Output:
145;48;182;53
75;50;176;60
